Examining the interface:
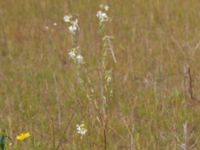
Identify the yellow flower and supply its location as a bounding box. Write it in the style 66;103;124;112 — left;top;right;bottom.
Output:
16;132;31;141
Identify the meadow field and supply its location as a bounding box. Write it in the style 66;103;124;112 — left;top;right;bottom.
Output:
1;0;200;149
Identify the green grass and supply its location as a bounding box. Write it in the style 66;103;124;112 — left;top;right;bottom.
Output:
1;0;200;149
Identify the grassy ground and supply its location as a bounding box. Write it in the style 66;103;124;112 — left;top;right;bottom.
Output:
1;0;200;149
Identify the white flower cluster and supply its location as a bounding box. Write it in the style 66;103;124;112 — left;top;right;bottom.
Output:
63;15;79;34
76;122;87;137
68;47;84;64
63;15;83;64
63;15;72;22
100;4;109;11
96;4;110;23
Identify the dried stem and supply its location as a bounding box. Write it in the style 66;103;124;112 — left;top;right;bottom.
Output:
183;64;195;101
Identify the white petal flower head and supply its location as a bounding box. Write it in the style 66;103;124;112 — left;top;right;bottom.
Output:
64;15;72;23
100;4;109;11
96;11;103;18
96;11;109;22
68;50;76;59
68;19;79;34
76;123;87;136
104;5;109;11
76;54;84;64
68;25;77;34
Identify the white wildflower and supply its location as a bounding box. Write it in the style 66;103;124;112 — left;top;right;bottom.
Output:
68;19;79;34
100;4;109;11
76;123;87;136
96;11;109;22
76;54;84;64
64;15;72;23
69;25;77;34
68;50;76;59
104;5;109;11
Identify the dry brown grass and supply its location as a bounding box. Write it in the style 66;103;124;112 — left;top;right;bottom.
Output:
1;0;200;149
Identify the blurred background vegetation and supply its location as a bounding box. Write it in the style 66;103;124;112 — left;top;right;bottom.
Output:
1;0;200;149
